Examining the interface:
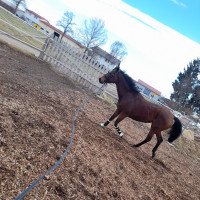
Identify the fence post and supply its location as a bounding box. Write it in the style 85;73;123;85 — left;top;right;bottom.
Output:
38;37;50;60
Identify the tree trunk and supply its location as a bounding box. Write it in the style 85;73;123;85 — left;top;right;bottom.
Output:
60;33;65;42
60;25;69;42
14;1;21;15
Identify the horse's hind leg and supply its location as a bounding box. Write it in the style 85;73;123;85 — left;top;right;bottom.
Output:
133;129;163;158
152;132;163;158
133;130;154;148
101;109;120;127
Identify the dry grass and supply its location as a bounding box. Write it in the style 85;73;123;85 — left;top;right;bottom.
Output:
0;7;46;49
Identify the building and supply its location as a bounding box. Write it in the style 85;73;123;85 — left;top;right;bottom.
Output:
38;19;83;49
18;9;83;49
136;79;161;101
1;0;26;15
0;0;15;13
89;46;121;70
22;10;42;30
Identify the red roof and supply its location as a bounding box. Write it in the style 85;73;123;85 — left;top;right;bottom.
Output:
137;79;161;95
26;9;49;23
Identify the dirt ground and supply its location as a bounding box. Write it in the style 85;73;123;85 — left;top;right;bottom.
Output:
0;42;200;200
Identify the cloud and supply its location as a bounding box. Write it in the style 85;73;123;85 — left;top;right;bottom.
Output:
27;0;199;97
170;0;187;8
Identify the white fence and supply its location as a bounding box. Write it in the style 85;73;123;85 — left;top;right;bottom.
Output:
39;39;165;103
39;38;111;94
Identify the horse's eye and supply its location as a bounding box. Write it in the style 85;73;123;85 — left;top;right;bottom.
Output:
105;71;115;80
109;72;114;77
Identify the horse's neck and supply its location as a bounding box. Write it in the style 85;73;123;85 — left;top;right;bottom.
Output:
115;77;132;100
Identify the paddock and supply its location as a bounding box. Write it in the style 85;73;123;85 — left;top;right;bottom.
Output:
0;42;200;200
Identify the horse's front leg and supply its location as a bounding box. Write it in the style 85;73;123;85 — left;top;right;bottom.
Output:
113;113;126;137
101;109;120;127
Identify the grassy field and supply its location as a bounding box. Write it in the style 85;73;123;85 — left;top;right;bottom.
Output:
0;6;46;49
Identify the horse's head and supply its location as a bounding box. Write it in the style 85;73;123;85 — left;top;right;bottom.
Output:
99;65;120;84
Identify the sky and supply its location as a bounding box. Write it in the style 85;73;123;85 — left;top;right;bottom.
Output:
25;0;200;98
124;0;200;44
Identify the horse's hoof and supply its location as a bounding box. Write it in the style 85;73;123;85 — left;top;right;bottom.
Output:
152;152;156;158
119;132;124;137
100;123;105;127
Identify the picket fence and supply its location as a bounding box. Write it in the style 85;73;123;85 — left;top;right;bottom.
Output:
39;38;118;98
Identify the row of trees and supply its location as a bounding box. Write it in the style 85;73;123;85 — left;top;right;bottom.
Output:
57;11;127;60
171;58;200;114
11;3;127;60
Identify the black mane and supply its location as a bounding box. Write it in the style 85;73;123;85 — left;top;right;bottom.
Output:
121;71;140;93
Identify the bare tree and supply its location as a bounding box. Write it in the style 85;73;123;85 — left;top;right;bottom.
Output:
77;18;107;50
13;0;26;14
57;11;75;41
110;41;128;61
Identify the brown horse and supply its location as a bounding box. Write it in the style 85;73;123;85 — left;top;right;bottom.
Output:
99;65;182;158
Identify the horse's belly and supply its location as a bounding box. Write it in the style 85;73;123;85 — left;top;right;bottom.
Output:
129;114;152;123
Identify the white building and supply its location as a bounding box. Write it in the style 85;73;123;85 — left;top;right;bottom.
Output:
136;79;161;101
89;46;121;70
17;9;84;49
22;9;40;26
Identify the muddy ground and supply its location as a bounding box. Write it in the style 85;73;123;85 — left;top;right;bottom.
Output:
0;42;200;200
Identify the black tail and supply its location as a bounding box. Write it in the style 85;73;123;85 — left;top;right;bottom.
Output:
168;117;182;143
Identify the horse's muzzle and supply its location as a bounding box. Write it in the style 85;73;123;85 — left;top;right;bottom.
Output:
99;77;104;84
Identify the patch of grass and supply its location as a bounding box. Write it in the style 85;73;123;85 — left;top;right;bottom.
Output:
0;6;46;49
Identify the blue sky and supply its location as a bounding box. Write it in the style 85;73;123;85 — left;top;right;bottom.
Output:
25;0;200;98
123;0;200;44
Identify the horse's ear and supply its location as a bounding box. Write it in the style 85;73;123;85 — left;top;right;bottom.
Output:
115;63;120;71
